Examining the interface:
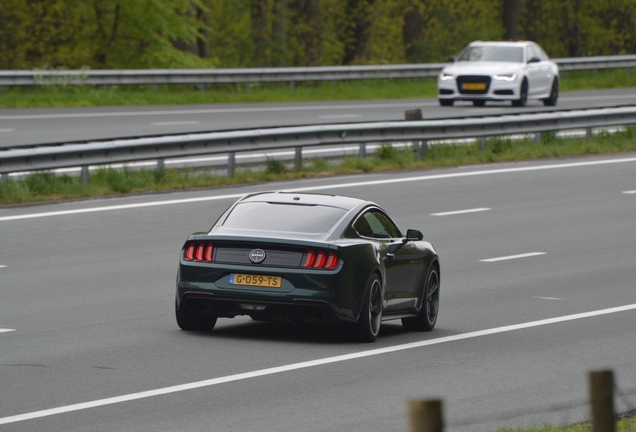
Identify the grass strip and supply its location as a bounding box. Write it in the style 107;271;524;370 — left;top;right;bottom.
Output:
0;69;634;109
1;128;635;206
497;415;636;431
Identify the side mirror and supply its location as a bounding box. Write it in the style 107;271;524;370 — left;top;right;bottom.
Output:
528;57;541;63
448;55;457;63
406;229;424;241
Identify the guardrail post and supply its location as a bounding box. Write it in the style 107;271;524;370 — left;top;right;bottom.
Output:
81;166;89;186
227;152;236;178
405;109;424;161
534;132;542;144
359;143;366;159
421;140;428;158
0;173;8;182
586;127;594;138
480;136;487;152
408;399;444;432
589;370;615;432
290;81;295;89
294;147;302;169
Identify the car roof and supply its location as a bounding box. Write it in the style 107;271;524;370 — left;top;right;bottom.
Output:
238;191;368;211
468;40;536;48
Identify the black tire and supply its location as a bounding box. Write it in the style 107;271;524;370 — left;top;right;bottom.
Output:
439;99;454;107
175;298;217;331
472;100;486;107
512;79;528;107
354;275;383;342
542;78;559;106
402;266;440;332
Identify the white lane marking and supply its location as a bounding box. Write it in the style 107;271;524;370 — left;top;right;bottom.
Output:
0;129;15;133
0;193;246;222
0;102;433;121
534;297;564;301
0;265;6;268
0;329;16;334
622;190;636;194
319;114;362;119
2;156;636;223
481;252;546;263
430;208;491;216
152;121;201;126
1;303;636;426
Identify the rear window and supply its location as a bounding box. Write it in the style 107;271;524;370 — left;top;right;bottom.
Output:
222;202;347;233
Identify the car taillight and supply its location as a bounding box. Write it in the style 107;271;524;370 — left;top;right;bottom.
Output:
302;250;339;269
183;243;214;262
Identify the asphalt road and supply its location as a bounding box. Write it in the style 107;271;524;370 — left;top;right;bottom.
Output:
1;153;636;431
2;88;636;148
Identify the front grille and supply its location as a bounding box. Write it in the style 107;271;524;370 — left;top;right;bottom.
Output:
457;75;491;94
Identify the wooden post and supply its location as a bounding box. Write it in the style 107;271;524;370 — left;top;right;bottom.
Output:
589;370;615;432
408;400;443;432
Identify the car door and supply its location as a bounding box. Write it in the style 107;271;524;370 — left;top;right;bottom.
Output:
353;209;421;312
525;45;544;96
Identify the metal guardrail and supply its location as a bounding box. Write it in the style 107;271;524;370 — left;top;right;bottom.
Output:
0;55;635;87
2;106;636;180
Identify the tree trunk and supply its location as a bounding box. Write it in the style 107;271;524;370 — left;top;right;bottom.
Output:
521;0;540;43
196;2;208;59
503;0;520;40
403;1;424;63
272;0;287;66
342;0;375;65
304;0;322;66
251;0;268;66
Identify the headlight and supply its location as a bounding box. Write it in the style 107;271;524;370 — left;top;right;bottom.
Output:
439;72;454;81
493;73;517;81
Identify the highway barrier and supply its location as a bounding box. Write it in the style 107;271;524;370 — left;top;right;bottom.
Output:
2;105;636;184
1;55;636;88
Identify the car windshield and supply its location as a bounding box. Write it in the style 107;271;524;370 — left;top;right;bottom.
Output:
222;202;347;234
458;46;524;63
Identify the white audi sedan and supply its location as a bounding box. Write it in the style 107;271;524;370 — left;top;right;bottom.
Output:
437;41;559;107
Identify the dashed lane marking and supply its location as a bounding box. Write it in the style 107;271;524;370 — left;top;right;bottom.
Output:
430;208;491;216
480;252;547;263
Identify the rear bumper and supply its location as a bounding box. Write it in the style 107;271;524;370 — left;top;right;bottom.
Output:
177;290;349;323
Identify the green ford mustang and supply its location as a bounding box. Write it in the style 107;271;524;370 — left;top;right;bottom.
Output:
176;191;440;342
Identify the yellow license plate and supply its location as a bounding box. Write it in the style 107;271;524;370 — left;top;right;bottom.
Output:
230;273;282;288
463;83;486;90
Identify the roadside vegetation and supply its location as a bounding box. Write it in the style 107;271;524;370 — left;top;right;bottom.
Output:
0;69;634;109
2;126;635;206
498;415;636;431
